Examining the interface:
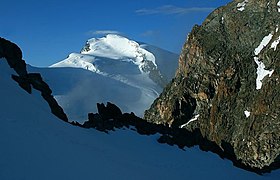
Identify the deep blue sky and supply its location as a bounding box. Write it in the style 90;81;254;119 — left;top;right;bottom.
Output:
0;0;232;67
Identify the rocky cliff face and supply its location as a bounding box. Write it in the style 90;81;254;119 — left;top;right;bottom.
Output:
0;37;68;122
145;0;280;170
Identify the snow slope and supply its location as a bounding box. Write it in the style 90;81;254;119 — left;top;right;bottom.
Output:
1;59;279;179
52;34;160;77
30;35;178;122
28;65;160;122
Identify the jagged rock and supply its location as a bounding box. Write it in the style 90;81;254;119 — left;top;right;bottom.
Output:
145;0;280;171
0;37;27;76
97;102;122;121
0;37;68;122
82;102;267;172
11;75;32;94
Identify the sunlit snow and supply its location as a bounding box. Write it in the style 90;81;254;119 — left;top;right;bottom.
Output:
237;0;248;11
254;33;273;56
244;110;251;118
180;114;200;128
253;32;275;90
271;36;280;51
254;57;274;90
34;35;178;122
80;34;157;72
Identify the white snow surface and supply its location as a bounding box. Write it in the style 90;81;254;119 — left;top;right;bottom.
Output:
244;110;251;118
237;0;248;11
278;1;280;12
271;36;280;51
254;57;274;90
254;33;273;56
81;34;157;72
180;114;200;128
253;32;275;90
29;65;160;122
52;53;99;72
1;59;280;179
45;35;178;122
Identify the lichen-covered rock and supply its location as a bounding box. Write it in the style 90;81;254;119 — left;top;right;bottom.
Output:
145;0;280;170
0;37;68;122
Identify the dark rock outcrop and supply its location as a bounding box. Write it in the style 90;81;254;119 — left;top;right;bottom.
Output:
145;0;280;171
0;37;27;76
0;37;68;122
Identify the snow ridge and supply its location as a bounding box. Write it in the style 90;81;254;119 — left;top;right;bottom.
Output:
81;34;157;73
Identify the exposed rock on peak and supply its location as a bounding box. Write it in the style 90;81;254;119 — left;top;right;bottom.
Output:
145;0;280;170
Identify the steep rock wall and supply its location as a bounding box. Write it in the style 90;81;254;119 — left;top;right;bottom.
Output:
145;0;280;170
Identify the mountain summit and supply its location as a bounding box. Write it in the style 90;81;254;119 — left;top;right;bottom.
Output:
51;34;175;88
32;35;178;121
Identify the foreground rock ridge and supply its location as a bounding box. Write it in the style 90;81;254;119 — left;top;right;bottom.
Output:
0;37;68;122
145;0;280;170
73;102;272;174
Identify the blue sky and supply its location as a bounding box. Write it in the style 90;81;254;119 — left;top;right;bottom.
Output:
0;0;232;67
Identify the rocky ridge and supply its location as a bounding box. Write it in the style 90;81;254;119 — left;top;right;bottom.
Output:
145;0;280;170
0;37;68;122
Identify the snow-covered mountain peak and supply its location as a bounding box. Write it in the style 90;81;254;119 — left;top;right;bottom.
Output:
51;35;171;89
47;35;179;120
81;34;157;70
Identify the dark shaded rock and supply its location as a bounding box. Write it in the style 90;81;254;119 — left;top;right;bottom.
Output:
27;73;52;94
97;102;122;121
11;75;32;94
157;135;175;146
144;0;280;171
0;37;68;122
81;102;274;174
41;93;68;122
0;37;27;76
